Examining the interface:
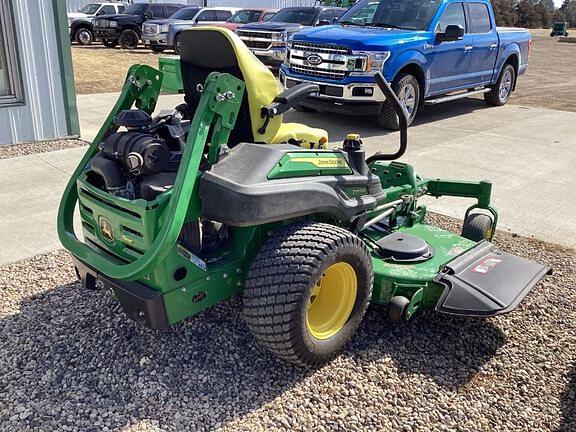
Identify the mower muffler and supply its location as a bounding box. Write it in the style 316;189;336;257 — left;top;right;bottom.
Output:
434;241;551;317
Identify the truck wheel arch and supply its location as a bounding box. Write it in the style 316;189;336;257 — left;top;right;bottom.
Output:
394;64;426;105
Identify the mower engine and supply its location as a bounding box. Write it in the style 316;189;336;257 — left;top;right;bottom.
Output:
88;108;188;200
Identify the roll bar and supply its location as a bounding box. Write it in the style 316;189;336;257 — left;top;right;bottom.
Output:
366;72;409;163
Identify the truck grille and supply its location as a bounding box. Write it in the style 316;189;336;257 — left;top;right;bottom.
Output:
289;42;351;80
238;30;273;51
143;23;160;36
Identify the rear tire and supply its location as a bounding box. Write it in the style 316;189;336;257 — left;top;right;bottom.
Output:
243;221;373;367
462;213;493;242
102;39;118;48
74;27;94;45
484;63;515;106
377;73;420;130
119;29;139;50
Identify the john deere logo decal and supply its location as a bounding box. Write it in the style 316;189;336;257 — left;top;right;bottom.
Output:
306;54;323;66
99;217;114;242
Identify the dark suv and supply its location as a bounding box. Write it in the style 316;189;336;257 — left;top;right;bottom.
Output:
94;2;184;49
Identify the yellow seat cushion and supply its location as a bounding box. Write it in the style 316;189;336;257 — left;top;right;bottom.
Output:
272;123;328;149
183;27;329;148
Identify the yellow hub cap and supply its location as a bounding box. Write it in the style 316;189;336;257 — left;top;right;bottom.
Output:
306;262;357;340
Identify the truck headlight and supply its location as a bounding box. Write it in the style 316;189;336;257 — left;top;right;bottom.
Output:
349;51;391;76
161;24;170;33
108;21;118;28
272;32;287;41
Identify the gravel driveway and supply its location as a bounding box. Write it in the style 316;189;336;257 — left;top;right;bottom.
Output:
0;215;574;431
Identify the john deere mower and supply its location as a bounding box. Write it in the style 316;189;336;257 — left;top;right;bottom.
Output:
58;27;549;367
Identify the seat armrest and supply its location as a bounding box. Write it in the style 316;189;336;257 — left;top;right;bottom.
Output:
261;83;319;119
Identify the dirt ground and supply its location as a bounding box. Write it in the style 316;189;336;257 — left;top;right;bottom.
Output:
71;28;576;112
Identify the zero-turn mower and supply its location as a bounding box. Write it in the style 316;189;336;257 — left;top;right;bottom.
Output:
58;27;550;366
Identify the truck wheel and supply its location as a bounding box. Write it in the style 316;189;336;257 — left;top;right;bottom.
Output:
119;29;139;50
377;73;419;130
484;64;515;106
74;27;94;45
243;221;373;367
174;34;183;55
462;213;493;242
102;39;118;48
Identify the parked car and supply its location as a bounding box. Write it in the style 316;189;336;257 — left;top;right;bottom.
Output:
237;6;346;66
280;0;532;129
210;9;278;32
68;2;126;45
142;7;240;54
93;2;185;49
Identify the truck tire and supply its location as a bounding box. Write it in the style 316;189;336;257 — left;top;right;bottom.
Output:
243;221;373;367
102;39;118;48
377;73;420;130
174;33;183;55
119;29;139;50
484;63;515;106
74;27;94;45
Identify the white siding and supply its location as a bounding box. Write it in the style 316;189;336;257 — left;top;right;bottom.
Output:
0;0;69;145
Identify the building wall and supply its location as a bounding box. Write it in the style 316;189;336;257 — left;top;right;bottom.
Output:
67;0;316;13
0;0;74;145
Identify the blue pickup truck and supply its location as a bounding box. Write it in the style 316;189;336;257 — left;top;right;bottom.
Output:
280;0;531;129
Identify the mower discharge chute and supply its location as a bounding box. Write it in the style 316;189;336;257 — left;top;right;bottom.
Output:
58;27;550;367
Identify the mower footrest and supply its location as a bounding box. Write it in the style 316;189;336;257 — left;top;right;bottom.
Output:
434;241;550;317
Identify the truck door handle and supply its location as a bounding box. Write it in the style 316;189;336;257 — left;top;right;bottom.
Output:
489;43;498;50
464;45;473;52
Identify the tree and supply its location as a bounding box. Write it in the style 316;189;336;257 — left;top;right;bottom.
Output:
492;0;517;25
558;0;576;26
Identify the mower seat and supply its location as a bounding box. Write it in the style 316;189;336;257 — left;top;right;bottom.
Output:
179;27;328;149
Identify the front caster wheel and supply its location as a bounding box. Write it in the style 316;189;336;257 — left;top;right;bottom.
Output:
243;222;373;367
462;213;494;242
387;296;410;323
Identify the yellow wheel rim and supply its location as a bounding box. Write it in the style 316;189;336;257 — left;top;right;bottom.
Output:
306;262;357;340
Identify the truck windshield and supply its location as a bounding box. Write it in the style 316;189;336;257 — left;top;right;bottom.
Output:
123;4;148;16
268;8;318;26
79;4;101;15
230;10;262;24
170;7;200;20
338;0;441;30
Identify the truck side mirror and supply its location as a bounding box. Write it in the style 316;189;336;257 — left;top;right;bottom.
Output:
318;19;331;26
436;24;464;43
144;11;153;20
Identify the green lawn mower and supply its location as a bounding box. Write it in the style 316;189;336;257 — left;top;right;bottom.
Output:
58;28;550;367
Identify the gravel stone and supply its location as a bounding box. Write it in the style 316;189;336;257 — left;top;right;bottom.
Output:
0;138;87;160
0;214;574;431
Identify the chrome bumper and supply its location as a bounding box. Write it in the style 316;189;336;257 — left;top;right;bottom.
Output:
279;70;386;102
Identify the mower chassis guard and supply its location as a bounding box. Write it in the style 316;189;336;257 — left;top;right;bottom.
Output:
434;241;550;317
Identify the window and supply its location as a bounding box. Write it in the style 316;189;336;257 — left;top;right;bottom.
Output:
171;7;200;21
333;9;346;19
215;11;232;21
166;6;181;18
99;5;116;15
268;8;318;26
148;5;163;18
436;3;466;33
318;10;334;23
196;10;216;22
468;3;491;33
262;12;276;22
338;0;442;31
0;0;21;105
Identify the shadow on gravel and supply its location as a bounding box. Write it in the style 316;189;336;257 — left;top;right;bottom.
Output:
0;282;311;431
558;363;576;432
345;303;506;390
